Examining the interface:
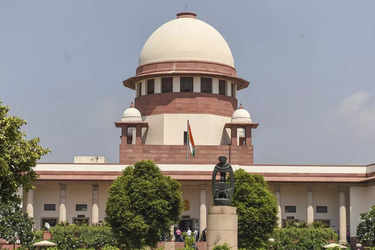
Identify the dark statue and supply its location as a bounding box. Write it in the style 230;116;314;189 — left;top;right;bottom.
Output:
212;156;235;206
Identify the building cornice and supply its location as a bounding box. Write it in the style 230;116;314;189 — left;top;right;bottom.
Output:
34;163;375;183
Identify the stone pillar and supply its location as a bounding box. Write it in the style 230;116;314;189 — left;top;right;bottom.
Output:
339;191;347;243
245;126;251;145
207;206;238;250
307;190;314;225
275;189;282;228
200;189;207;234
135;125;142;144
230;127;237;146
59;183;67;224
92;184;99;225
26;189;34;218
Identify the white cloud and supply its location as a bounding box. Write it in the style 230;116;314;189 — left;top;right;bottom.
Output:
338;90;375;136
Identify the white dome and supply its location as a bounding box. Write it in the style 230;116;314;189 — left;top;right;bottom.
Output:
139;13;235;67
121;106;142;122
232;107;252;123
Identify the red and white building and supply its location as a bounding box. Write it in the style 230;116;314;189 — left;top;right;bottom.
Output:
25;12;375;244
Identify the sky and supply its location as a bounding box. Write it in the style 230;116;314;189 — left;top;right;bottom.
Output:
1;1;375;164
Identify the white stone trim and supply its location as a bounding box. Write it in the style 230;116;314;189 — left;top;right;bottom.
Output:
173;76;180;92
141;80;146;96
154;77;161;93
35;163;367;175
212;78;219;94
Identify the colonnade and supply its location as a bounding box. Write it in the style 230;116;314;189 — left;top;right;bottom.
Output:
25;183;347;243
26;183;100;226
274;188;348;243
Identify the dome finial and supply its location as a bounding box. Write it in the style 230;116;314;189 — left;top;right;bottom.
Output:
176;12;197;19
239;103;244;109
130;102;134;108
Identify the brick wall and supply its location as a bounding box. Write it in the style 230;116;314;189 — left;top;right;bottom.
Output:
119;144;253;165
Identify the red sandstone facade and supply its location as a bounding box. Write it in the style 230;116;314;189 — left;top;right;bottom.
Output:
135;92;237;117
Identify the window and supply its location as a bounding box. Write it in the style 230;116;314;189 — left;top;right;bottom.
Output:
76;204;88;211
219;80;226;95
184;131;188;145
285;206;296;213
180;77;193;92
41;218;57;229
316;206;328;213
44;204;56;211
162;77;173;93
201;77;212;93
137;82;142;97
231;83;236;97
147;79;154;95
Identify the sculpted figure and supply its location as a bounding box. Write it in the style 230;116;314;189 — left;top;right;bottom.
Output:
212;156;235;206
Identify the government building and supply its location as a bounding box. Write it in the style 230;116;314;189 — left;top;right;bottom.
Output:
24;12;375;244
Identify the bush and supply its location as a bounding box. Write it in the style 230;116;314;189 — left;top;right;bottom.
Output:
182;233;195;250
266;224;338;250
102;246;120;250
213;243;231;250
34;224;116;249
357;205;375;246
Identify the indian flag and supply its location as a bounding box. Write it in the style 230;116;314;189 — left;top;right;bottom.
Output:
187;120;196;157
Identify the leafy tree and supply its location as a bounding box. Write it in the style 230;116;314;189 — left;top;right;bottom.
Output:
357;205;375;246
0;199;34;247
233;169;278;249
0;102;49;200
0;101;49;245
105;160;183;249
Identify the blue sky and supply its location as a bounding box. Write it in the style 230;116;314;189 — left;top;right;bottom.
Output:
1;1;375;164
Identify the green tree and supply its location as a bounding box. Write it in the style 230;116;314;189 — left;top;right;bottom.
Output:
233;169;278;249
357;205;375;246
0;199;34;247
105;160;183;249
0;101;49;246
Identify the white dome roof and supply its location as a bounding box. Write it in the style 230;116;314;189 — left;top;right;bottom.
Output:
121;106;142;122
139;13;235;68
232;107;252;123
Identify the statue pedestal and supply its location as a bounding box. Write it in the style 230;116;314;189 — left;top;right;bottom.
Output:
207;206;238;250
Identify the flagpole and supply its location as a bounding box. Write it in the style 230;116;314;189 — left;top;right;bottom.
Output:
186;120;189;160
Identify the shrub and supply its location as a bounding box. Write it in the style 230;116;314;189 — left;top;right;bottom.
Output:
357;205;375;246
213;243;231;250
182;233;195;250
34;224;116;249
267;224;338;250
102;246;120;250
